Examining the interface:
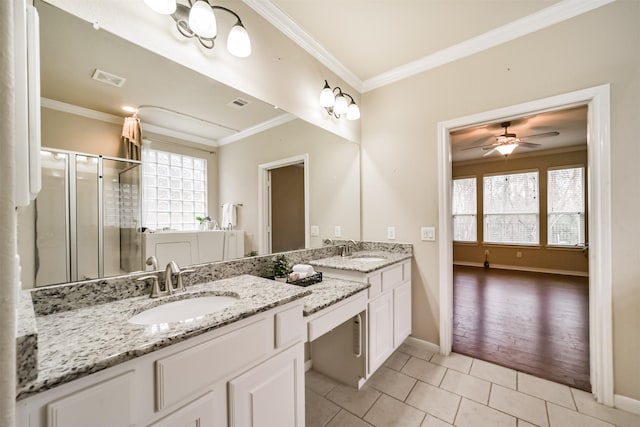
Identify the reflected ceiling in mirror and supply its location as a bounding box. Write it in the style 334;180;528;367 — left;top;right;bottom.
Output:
37;0;286;145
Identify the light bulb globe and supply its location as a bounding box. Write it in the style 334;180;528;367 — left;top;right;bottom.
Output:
334;95;348;115
496;144;518;156
346;103;360;120
319;87;335;107
227;24;251;57
189;1;217;38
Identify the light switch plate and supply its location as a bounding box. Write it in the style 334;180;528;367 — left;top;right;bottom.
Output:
387;226;396;240
334;226;341;237
421;226;436;241
310;225;319;237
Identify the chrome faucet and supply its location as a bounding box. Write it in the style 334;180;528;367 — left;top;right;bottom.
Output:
145;256;158;271
164;261;180;294
163;261;195;294
341;240;358;257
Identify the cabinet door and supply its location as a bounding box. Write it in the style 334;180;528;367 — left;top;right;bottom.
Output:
368;292;394;375
149;391;222;427
46;371;134;427
393;281;412;348
229;344;305;427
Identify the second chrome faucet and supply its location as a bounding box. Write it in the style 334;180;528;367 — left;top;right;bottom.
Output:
138;261;195;298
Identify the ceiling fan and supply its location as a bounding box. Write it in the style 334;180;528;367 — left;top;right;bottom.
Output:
462;121;560;157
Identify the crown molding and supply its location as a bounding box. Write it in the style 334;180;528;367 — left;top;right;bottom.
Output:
41;97;123;124
241;0;363;91
217;113;296;146
244;0;615;94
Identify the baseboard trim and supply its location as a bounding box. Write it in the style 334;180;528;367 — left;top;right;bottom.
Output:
453;261;589;277
405;336;441;354
304;359;313;372
614;394;640;415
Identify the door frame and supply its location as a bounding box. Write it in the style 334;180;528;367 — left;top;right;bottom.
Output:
437;84;613;405
258;154;310;255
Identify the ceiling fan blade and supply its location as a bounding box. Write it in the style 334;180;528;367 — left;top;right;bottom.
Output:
461;143;496;151
483;147;497;157
519;142;541;148
520;131;559;139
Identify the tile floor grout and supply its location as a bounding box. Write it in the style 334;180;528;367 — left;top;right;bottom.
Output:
306;345;640;427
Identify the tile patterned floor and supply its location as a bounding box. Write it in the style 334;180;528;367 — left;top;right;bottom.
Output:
305;343;640;427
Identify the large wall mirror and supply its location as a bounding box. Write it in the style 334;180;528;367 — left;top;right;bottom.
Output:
18;0;361;288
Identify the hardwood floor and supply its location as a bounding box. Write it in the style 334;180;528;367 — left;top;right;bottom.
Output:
452;265;591;391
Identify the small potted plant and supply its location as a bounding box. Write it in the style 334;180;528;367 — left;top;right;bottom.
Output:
271;254;290;282
196;215;211;230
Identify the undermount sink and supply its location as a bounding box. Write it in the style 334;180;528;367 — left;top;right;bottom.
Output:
350;256;387;263
129;295;239;325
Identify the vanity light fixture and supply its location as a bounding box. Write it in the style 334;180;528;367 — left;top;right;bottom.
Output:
319;80;360;120
144;0;252;57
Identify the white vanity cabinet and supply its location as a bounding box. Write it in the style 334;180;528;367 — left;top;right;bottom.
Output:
315;258;412;378
16;301;305;427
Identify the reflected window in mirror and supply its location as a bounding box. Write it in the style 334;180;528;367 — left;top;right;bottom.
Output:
142;147;208;231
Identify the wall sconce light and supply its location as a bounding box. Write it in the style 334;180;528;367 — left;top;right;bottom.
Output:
144;0;252;57
319;80;360;120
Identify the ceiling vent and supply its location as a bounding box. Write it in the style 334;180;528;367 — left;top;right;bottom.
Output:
91;69;126;87
227;98;250;110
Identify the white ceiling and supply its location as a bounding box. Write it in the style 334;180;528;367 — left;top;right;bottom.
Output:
269;0;561;82
37;0;286;146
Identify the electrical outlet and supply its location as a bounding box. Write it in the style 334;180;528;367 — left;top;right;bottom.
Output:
421;226;436;241
387;226;396;240
310;225;319;237
516;251;522;258
334;226;341;237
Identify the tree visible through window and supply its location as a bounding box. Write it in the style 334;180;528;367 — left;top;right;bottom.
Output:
142;148;207;231
483;171;539;245
452;177;477;242
548;167;585;246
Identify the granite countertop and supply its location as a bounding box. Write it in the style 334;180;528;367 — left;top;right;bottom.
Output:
301;278;369;316
309;251;412;273
17;275;311;400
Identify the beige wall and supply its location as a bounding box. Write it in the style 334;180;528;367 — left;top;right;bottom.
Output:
361;1;640;399
42;107;124;157
218;119;360;254
453;148;588;274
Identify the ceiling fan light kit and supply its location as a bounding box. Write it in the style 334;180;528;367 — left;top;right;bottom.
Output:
319;80;360;120
461;121;559;158
144;0;252;57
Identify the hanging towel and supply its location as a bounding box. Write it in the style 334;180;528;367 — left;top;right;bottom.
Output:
222;203;237;228
121;115;141;160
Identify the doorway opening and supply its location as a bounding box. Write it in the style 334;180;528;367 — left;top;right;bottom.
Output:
449;106;590;390
258;154;310;254
437;85;613;404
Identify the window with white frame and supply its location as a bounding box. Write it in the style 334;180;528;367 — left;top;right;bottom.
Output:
548;166;585;246
452;177;477;242
142;148;207;231
483;171;539;245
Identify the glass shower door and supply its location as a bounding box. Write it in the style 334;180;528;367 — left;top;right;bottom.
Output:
35;150;69;286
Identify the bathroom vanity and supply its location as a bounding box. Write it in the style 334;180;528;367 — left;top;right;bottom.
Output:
15;245;412;427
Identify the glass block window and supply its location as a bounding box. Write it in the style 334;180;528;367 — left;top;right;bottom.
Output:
548;166;585;246
142;148;207;231
483;171;539;245
452;177;477;242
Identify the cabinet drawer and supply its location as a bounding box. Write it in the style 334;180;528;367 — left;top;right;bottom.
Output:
155;318;271;410
275;304;304;349
381;264;403;292
47;371;134;427
367;272;382;300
